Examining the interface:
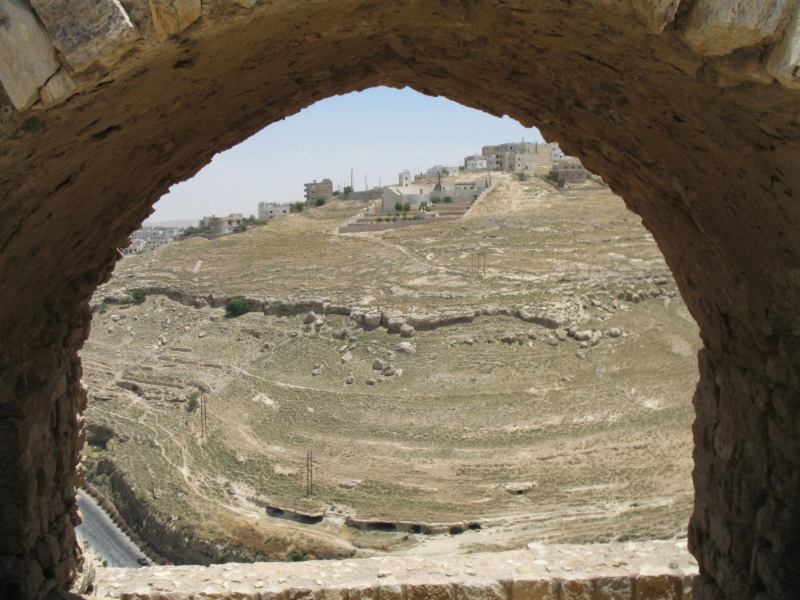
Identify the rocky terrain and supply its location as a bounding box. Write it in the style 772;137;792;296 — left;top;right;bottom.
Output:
81;172;700;564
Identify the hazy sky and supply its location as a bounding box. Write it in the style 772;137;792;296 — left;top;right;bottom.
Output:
148;86;546;222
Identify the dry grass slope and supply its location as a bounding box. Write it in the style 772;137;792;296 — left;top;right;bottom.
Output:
82;173;700;561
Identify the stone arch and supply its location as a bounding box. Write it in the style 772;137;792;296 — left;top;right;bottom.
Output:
1;1;798;598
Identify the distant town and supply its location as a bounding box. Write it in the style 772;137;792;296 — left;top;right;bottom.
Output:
124;141;588;256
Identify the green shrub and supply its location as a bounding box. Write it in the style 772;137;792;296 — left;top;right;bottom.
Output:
182;226;212;236
395;202;403;211
290;202;305;213
430;196;441;204
343;186;353;194
443;196;452;203
225;296;250;318
315;198;326;206
402;202;411;212
515;171;529;181
131;288;148;303
187;395;199;412
233;224;247;233
286;551;311;562
419;201;429;212
376;217;384;222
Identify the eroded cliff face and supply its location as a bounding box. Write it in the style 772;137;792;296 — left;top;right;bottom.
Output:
0;1;798;598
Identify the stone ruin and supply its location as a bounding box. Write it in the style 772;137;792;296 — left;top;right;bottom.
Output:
0;0;799;598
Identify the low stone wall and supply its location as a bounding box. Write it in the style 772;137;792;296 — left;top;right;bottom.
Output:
93;541;697;599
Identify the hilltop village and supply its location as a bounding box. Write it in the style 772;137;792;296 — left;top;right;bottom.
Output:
124;142;589;253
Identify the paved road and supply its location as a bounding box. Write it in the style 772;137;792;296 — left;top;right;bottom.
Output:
76;489;148;568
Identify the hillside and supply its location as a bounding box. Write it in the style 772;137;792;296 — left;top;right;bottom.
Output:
80;173;701;563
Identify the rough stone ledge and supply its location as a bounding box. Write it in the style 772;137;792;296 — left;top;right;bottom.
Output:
93;540;697;599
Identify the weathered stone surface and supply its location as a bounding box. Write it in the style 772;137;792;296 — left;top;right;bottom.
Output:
148;0;200;38
766;6;800;89
29;0;140;72
681;0;793;56
631;0;681;33
0;0;60;110
39;69;77;108
593;576;632;599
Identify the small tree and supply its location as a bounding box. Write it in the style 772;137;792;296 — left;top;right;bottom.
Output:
343;186;353;194
419;201;429;212
225;296;250;318
430;196;441;204
402;202;411;212
395;202;403;212
290;202;305;213
443;196;452;203
315;198;326;206
233;224;247;233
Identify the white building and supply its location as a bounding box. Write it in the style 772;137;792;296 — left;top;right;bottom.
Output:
464;155;488;171
425;165;460;177
399;170;412;186
258;201;291;222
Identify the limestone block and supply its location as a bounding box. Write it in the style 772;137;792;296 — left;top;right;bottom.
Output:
454;580;507;600
766;6;800;89
0;0;60;111
510;579;554;600
680;0;793;56
631;0;681;33
39;69;77;108
29;0;139;72
592;577;632;599
560;579;592;600
636;574;678;599
149;0;201;39
229;0;258;6
407;583;453;600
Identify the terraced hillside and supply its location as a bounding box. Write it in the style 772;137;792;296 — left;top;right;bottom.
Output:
81;173;701;564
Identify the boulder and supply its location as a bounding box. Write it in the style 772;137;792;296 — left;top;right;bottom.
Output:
39;69;77;108
608;327;622;338
555;328;568;341
591;330;603;346
574;330;593;341
631;0;681;32
362;311;382;327
365;378;376;386
311;366;323;376
345;374;354;385
400;324;415;338
546;335;559;347
681;0;792;56
382;365;396;376
372;358;384;370
767;7;800;89
30;0;140;72
0;0;60;110
340;351;352;363
149;0;201;39
303;311;317;324
406;312;440;329
395;342;417;354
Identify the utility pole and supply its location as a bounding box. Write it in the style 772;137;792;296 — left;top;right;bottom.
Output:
350;169;354;192
364;174;368;192
306;450;313;496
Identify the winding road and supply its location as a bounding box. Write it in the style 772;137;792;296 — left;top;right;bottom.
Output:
76;489;148;568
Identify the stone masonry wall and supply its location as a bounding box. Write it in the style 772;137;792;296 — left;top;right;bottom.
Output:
93;542;698;600
1;1;800;599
